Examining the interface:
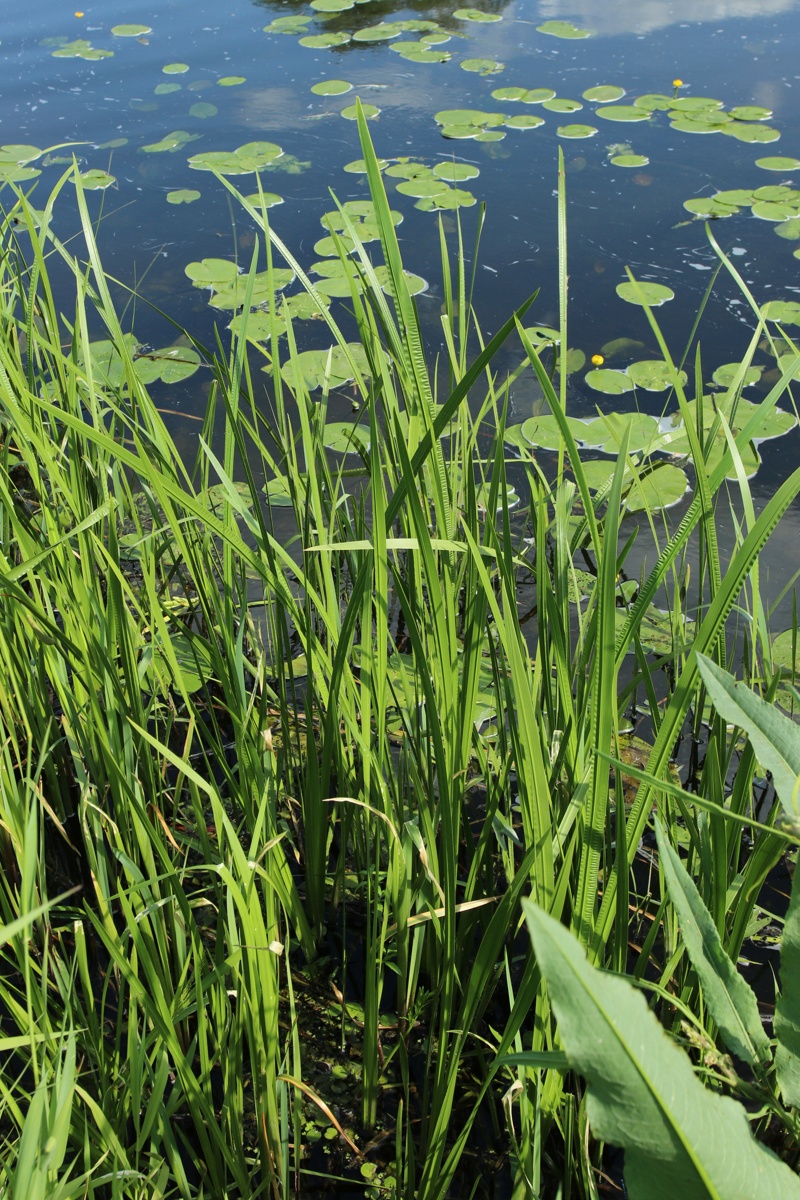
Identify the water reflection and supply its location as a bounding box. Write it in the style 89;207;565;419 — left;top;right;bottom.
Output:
539;0;800;35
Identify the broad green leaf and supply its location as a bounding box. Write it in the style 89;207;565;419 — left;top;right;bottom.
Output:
322;422;370;454
523;901;800;1200
655;821;771;1067
756;156;800;171
583;85;626;102
166;188;201;205
454;7;502;20
775;867;800;1107
111;24;152;36
536;20;590;38
627;359;686;390
696;653;800;820
610;153;649;166
557;125;598;139
596;106;651;122
585;368;634;394
616;280;674;306
543;98;583;113
311;79;352;96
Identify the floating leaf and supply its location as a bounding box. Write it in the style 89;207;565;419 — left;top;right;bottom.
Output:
299;32;351;48
625;463;689;512
311;79;352;96
627;360;686;391
714;188;756;205
185;258;239;286
188;141;283;173
723;123;780;143
596;106;651;122
71;169;115;190
610;154;649;167
729;105;773;121
144;632;215;696
323;422;371;454
583;412;662;453
752;200;796;221
155;82;181;94
633;93;673;111
491;86;528;102
616;280;674;306
536;20;591;38
453;8;502;21
504;115;545;130
775;217;800;241
353;23;403;41
341;103;380;120
218;76;246;86
280;343;373;391
519;414;586;449
189;101;218;119
263;15;312;33
585;369;634;395
343;157;389;173
142;130;201;153
263;477;294;506
311;0;354;9
557;125;598;139
0;144;42;164
756;156;800;171
52;39;113;60
461;58;504;76
134;346;202;384
761;300;800;325
111;24;152;36
684;197;736;218
163;62;189;73
583;85;625;103
433;161;480;181
543;99;582;114
672;96;723;112
711;363;762;388
242;191;284;208
166;189;201;204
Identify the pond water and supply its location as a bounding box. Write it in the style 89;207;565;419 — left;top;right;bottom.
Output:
5;0;800;605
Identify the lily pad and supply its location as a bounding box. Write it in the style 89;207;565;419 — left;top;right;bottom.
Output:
583;86;625;103
0;145;42;164
111;24;152;36
263;478;294;507
584;368;634;394
582;412;662;453
610;154;649;167
536;20;591;38
491;87;528;102
189;102;218;119
185;258;239;286
627;360;686;390
723;123;780;143
311;79;352;96
671;96;723;112
543;98;583;113
761;300;800;325
166;189;201;204
596;106;651;122
752;200;796;221
155;82;182;94
518;414;586;449
218;76;246;86
504;115;545;130
756;156;800;171
341;103;380;121
729;105;773;121
323;422;371;454
633;94;673;112
775;217;800;241
557;125;598;139
683;197;736;218
52;39;113;60
344;158;389;173
461;58;504;76
616;280;674;307
311;0;354;9
433;161;480;181
71;169;115;190
242;191;284;208
144;632;215;697
625;463;690;512
454;8;502;20
263;15;312;33
712;363;762;388
299;33;351;48
280;343;372;391
134;345;202;384
163;63;189;74
188;141;283;173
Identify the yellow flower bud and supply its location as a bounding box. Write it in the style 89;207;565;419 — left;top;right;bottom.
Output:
591;354;604;366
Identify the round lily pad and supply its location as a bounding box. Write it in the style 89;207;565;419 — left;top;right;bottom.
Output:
189;102;217;119
134;346;202;384
616;281;674;306
323;422;371;454
712;363;762;388
610;154;649;167
163;63;189;74
519;414;586;449
752;200;796;221
218;76;246;86
583;85;625;103
166;189;201;204
280;343;372;391
263;478;294;507
311;0;355;9
683;197;735;218
713;189;756;205
311;79;352;96
582;413;661;453
585;368;634;394
596;106;651;122
536;20;591;38
72;169;115;190
341;103;380;121
242;191;283;207
756;156;800;171
395;178;450;198
352;23;403;41
155;82;181;94
625;463;690;513
461;59;504;76
627;360;686;390
775;217;800;241
454;8;502;20
722;123;780;143
491;86;528;102
504;115;545;130
111;24;151;36
543;98;583;113
671;96;723;111
185;257;239;285
433;161;480;181
343;158;389;173
633;94;673;111
761;300;800;325
299;33;351;48
520;88;556;104
729;105;773;121
557;125;598;139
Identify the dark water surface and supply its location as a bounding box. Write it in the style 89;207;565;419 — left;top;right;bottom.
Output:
5;0;800;604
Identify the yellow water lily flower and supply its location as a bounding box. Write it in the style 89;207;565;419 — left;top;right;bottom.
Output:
673;78;684;87
591;354;604;366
